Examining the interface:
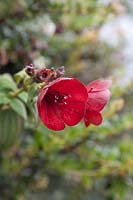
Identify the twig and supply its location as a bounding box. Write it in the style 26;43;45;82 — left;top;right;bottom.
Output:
10;87;27;98
59;135;90;154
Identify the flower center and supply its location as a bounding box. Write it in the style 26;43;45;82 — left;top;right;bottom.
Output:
46;91;71;105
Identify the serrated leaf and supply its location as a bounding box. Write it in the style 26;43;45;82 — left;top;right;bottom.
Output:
10;98;27;120
0;74;17;91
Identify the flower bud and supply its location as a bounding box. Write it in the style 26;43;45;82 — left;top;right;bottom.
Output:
36;68;54;82
25;64;35;76
55;66;65;78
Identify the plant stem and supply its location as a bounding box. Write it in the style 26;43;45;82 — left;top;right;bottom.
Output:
59;134;90;154
10;81;47;98
10;86;28;98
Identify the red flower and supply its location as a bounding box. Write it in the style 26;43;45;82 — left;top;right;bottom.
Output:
84;79;111;127
37;77;88;130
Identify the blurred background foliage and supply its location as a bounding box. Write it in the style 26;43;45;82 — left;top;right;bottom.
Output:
0;0;133;199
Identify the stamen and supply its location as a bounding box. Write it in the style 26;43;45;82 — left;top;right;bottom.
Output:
46;91;71;105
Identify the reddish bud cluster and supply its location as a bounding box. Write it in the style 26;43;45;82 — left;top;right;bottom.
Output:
25;64;65;82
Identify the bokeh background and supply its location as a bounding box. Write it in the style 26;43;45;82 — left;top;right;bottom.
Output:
0;0;133;199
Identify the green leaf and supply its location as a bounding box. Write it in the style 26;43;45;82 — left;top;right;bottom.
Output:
10;98;27;120
18;91;28;103
0;92;10;104
27;100;38;125
0;74;17;91
27;84;39;103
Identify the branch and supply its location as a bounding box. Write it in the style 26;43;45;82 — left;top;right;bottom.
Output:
58;135;90;154
10;87;27;98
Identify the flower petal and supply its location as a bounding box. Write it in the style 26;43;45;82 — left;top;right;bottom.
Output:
37;90;65;131
48;77;88;102
37;77;88;130
87;79;112;92
84;109;102;127
86;89;111;112
37;87;49;104
56;100;85;126
52;78;87;126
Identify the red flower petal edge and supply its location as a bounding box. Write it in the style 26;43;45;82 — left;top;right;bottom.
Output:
84;79;111;127
37;77;88;131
